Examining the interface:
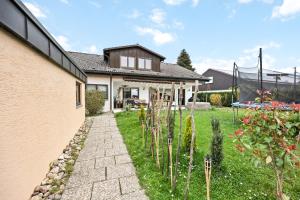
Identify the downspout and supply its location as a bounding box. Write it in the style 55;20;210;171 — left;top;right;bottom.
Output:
110;72;112;112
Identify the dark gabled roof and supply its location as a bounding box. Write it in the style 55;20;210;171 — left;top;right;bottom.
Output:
68;51;209;82
0;0;87;82
203;68;233;76
103;44;166;61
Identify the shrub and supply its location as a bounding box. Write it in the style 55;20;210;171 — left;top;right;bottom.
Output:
85;90;105;115
197;90;240;107
232;103;300;200
138;105;146;125
183;115;196;152
210;118;223;171
210;94;222;106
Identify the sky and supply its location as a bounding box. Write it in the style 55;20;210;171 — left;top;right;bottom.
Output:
22;0;300;74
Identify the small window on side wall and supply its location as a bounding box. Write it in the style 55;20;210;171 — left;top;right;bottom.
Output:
76;82;81;106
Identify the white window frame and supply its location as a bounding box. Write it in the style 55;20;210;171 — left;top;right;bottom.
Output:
138;58;152;70
120;56;135;68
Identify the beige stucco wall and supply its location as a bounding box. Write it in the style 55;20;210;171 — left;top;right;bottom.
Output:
0;29;85;200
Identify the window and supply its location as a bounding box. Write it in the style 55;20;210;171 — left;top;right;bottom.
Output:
123;88;139;99
86;84;108;99
76;82;81;106
120;56;127;67
120;56;135;68
145;59;152;69
138;58;152;70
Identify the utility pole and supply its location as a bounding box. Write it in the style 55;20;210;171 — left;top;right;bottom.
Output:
259;48;263;103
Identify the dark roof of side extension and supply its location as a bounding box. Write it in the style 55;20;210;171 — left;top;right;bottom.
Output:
103;44;166;61
68;51;210;82
0;0;87;82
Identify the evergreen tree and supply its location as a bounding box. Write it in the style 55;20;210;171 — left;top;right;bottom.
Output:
210;118;223;171
177;49;195;71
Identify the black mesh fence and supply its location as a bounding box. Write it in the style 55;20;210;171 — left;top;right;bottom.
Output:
236;67;300;103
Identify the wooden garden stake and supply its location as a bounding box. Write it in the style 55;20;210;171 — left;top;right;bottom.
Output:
167;83;175;186
159;87;166;174
205;156;212;200
173;82;183;191
184;80;199;200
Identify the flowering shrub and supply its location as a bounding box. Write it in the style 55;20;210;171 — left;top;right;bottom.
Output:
210;94;222;106
255;89;272;103
232;102;300;200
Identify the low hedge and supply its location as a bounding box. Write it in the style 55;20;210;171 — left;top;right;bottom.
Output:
197;91;238;107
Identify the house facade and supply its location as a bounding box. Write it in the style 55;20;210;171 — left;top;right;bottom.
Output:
0;1;86;200
198;68;233;91
69;45;209;112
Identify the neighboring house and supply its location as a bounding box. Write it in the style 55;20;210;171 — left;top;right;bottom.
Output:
69;45;209;112
198;68;233;91
0;1;86;200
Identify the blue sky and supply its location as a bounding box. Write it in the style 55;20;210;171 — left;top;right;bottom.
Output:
23;0;300;74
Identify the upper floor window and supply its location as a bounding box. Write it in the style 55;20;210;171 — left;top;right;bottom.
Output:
138;58;152;70
120;56;135;68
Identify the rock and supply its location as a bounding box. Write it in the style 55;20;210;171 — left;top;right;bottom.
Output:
43;192;50;197
47;173;55;179
30;195;42;200
34;185;40;192
54;194;61;200
59;185;65;191
50;166;60;174
58;154;64;160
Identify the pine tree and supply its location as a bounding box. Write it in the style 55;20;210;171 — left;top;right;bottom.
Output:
177;49;195;71
210;118;223;171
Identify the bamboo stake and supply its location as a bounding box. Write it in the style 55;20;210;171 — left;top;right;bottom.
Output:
167;83;175;185
150;93;155;158
144;103;151;150
173;82;183;191
184;80;199;200
154;88;161;168
205;156;212;200
159;88;166;174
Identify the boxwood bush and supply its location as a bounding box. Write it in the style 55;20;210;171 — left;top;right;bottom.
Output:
85;90;105;115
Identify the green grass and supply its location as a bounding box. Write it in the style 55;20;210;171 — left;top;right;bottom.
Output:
115;108;300;200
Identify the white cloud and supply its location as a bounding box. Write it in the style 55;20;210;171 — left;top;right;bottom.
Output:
192;0;199;7
163;0;199;6
54;35;71;50
238;0;253;4
163;0;186;5
136;27;175;45
149;9;166;26
228;9;237;18
272;0;300;19
59;0;69;4
86;45;98;54
128;9;142;19
173;20;184;29
194;42;281;74
88;1;102;8
238;0;274;4
24;2;47;18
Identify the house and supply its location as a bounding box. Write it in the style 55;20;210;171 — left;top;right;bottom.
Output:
0;1;86;200
198;68;233;91
69;45;209;112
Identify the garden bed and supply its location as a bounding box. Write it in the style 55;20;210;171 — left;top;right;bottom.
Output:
115;108;300;200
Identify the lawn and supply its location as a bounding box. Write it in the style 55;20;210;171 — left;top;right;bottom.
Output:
115;108;300;200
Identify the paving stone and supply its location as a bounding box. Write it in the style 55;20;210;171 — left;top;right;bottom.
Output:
117;190;149;200
91;179;120;200
73;159;95;175
61;184;92;200
95;156;115;168
62;113;147;200
115;154;131;165
107;163;135;180
119;176;140;195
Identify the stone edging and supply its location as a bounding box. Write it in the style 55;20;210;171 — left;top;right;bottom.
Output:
30;118;94;200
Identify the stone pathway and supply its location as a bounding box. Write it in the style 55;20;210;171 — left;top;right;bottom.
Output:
61;113;148;200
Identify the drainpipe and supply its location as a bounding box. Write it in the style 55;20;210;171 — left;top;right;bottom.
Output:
110;73;112;112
